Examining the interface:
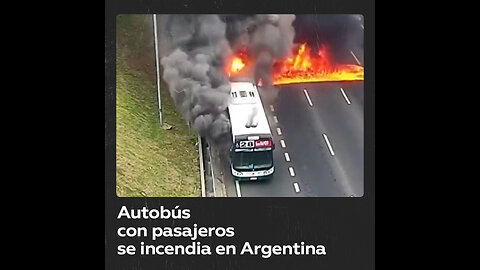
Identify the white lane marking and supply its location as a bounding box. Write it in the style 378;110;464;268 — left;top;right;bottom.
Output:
360;24;364;29
273;116;278;123
293;182;300;193
280;139;286;148
322;134;335;156
284;152;290;162
288;167;295;177
276;127;282;136
235;180;242;197
270;105;275;112
350;50;361;65
340;87;352;105
303;89;313;107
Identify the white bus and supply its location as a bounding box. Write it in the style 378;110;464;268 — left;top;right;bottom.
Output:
228;81;275;181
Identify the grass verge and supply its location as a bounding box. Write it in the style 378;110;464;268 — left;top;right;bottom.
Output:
116;14;200;197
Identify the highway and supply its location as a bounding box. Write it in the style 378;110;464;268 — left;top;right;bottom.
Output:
221;15;364;197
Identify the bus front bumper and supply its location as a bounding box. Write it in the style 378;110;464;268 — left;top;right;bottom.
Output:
231;166;274;181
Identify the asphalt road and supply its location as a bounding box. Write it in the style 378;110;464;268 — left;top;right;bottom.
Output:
234;81;364;197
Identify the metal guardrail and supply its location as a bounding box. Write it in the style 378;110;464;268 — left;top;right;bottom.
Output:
198;136;226;197
197;135;206;197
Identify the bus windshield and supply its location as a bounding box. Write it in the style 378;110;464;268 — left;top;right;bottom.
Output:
232;150;273;170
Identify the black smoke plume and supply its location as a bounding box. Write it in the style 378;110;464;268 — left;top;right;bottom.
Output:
159;14;296;145
292;14;363;63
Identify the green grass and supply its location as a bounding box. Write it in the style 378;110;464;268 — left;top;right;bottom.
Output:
116;14;200;197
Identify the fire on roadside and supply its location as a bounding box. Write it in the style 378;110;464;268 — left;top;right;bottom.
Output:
225;43;364;85
272;43;364;85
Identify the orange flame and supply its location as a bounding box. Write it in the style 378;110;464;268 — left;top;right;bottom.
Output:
230;57;245;73
272;43;364;85
226;43;363;85
226;48;249;77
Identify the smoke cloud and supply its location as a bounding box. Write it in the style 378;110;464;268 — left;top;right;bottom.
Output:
159;14;296;145
224;14;296;86
292;14;363;63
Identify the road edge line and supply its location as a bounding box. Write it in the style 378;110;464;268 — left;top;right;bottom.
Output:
235;181;242;197
198;135;206;197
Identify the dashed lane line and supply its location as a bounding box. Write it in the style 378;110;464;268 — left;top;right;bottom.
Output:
303;89;313;107
350;50;361;65
288;167;296;177
322;134;335;156
293;182;300;193
340;87;352;105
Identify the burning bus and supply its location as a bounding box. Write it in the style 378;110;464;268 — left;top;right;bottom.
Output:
228;81;275;181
